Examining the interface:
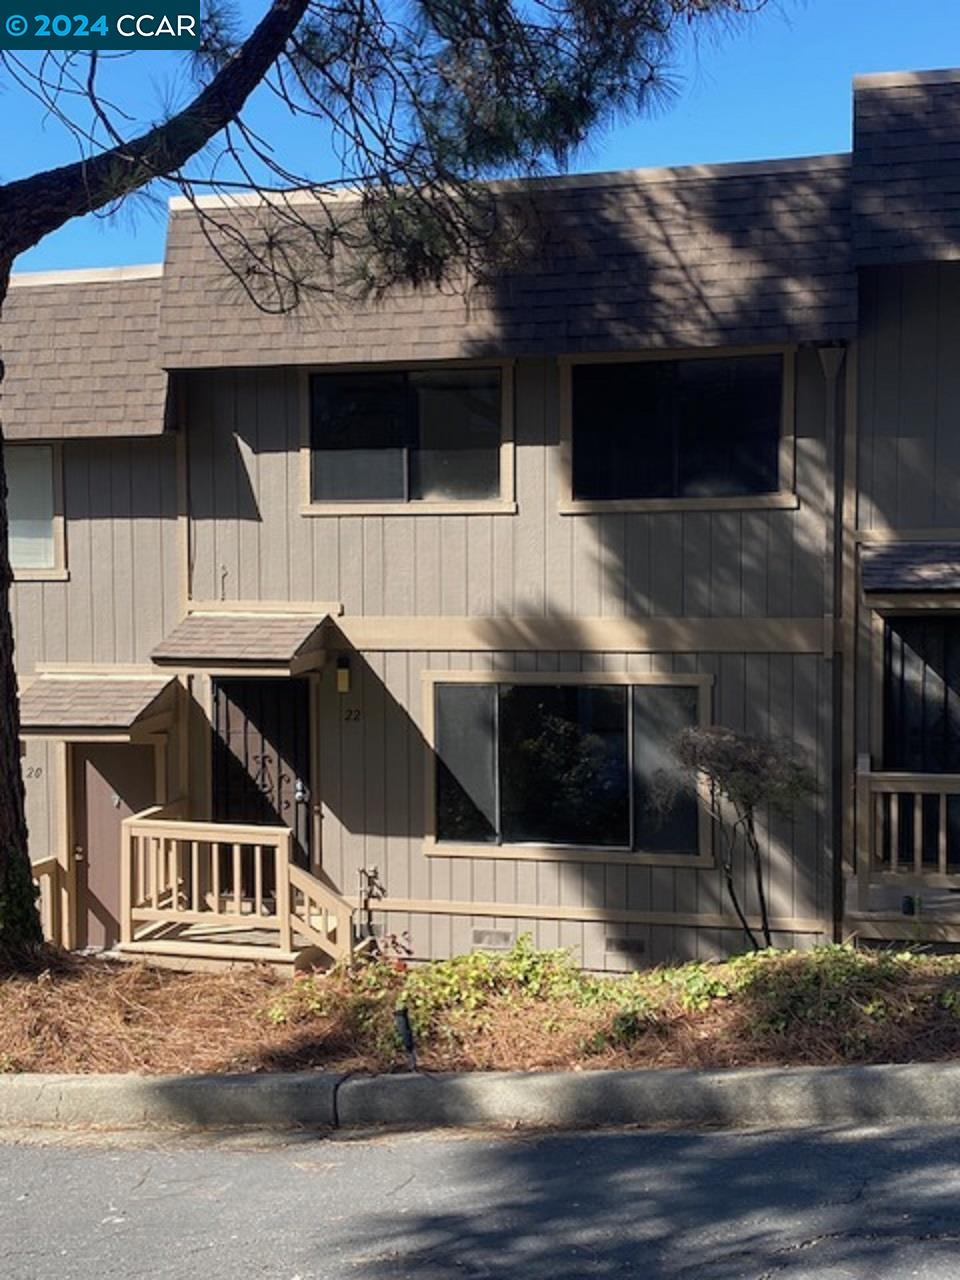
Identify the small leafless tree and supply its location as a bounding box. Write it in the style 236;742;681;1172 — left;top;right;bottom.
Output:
0;0;772;963
657;726;817;950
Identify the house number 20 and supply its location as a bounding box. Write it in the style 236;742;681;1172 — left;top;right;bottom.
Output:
25;766;43;779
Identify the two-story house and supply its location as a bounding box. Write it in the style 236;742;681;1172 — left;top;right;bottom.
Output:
5;68;960;971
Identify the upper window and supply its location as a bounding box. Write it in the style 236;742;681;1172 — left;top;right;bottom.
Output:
6;445;56;572
309;368;503;504
433;679;702;855
571;353;785;502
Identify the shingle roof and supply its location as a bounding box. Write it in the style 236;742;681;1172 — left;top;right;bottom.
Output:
151;613;329;666
853;70;960;266
157;154;857;369
862;542;960;592
2;268;168;439
19;675;176;732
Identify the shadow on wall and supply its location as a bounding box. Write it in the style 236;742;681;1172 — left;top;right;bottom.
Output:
178;140;960;957
314;641;823;965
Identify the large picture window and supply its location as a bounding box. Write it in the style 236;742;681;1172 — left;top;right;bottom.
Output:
434;679;703;855
6;445;57;572
570;353;785;502
309;367;503;504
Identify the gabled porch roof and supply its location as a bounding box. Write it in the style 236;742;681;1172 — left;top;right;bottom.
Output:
19;674;177;738
862;542;960;593
151;611;330;672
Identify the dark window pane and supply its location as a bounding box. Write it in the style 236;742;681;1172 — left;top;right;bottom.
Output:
632;685;700;852
675;355;781;497
572;355;782;501
409;369;501;500
311;372;410;500
435;684;497;843
310;368;502;503
572;362;674;500
499;685;629;847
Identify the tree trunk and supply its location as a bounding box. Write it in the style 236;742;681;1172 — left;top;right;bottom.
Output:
746;811;773;948
0;263;44;966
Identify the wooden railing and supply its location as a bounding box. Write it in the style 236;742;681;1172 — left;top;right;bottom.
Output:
120;806;354;961
289;862;352;961
31;856;62;945
856;768;960;907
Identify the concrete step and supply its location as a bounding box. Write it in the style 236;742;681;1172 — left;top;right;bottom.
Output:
115;939;298;974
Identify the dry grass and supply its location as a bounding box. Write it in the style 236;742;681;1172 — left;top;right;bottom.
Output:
5;944;960;1076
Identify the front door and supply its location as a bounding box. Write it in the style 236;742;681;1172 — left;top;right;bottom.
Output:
884;616;960;772
73;743;157;949
211;678;312;867
883;616;960;866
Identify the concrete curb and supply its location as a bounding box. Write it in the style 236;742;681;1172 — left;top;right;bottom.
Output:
3;1061;960;1133
339;1062;960;1130
0;1071;345;1130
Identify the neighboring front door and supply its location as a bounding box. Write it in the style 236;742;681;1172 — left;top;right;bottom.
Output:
73;743;157;949
211;678;312;867
883;616;960;866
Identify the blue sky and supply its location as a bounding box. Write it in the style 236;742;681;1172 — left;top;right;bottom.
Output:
7;0;959;271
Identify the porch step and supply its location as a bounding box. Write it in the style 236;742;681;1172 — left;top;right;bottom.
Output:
116;939;299;974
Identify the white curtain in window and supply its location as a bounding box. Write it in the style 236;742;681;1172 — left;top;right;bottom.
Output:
6;446;55;570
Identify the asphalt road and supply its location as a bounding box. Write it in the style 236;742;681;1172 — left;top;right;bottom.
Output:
4;1122;960;1278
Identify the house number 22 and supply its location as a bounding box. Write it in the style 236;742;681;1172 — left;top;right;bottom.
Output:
343;708;362;722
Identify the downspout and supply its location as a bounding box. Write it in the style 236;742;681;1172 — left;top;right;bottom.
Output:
818;344;847;943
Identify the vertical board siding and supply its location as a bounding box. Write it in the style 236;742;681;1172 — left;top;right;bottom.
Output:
186;353;827;619
12;441;179;664
12;435;180;872
859;264;960;533
317;648;830;970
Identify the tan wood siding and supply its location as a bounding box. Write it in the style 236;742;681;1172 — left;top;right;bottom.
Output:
12;436;180;887
316;649;830;969
858;264;960;534
185;351;830;621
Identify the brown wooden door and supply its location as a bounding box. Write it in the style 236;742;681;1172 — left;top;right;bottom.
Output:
211;678;312;867
73;743;156;950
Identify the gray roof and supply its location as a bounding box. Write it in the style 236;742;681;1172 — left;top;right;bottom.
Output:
862;542;960;592
1;268;167;439
3;70;959;386
157;154;857;369
853;70;960;266
20;675;175;732
151;613;329;666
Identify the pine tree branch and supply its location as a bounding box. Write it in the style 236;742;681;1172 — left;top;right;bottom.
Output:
0;0;309;262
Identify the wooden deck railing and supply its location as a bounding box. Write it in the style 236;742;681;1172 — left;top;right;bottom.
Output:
120;806;354;961
31;857;61;945
856;768;960;908
289;862;353;961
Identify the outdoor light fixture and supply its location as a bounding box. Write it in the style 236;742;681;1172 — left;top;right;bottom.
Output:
336;654;351;695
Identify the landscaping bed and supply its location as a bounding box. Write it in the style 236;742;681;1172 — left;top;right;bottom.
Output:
4;939;960;1076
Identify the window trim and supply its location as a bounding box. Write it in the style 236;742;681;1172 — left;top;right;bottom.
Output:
8;442;68;582
299;359;517;516
557;345;798;514
421;669;714;867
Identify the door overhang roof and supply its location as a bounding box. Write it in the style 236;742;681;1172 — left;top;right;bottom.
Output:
151;612;330;673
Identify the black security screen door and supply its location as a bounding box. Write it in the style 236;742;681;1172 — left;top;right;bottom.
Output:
883;617;960;869
212;677;312;868
884;617;960;772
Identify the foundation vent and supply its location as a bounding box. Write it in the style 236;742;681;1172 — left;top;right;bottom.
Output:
472;928;515;952
605;936;647;957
